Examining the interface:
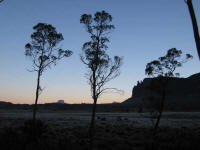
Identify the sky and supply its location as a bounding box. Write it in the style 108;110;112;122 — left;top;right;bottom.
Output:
0;0;199;104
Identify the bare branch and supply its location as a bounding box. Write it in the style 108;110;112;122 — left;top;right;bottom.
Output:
80;11;122;137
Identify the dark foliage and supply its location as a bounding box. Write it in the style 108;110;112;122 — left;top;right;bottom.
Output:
0;123;199;150
145;48;192;77
21;119;48;138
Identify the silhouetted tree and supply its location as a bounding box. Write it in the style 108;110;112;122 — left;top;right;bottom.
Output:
80;10;122;146
185;0;200;60
0;0;3;3
145;48;192;132
25;23;72;125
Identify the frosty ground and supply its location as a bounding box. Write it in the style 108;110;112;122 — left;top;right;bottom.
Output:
1;111;200;129
0;111;200;150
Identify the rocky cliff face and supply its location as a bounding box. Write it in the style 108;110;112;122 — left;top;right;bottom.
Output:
123;73;200;110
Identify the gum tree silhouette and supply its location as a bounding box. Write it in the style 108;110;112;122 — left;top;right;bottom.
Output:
0;0;3;3
145;48;192;133
80;10;122;146
25;23;72;125
185;0;200;60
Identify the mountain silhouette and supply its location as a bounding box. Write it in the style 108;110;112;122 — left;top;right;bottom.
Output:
123;72;200;111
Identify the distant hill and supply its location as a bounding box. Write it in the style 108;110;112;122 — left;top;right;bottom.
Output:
0;101;12;105
123;73;200;111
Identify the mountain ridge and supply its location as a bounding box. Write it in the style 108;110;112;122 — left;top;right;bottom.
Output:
123;72;200;110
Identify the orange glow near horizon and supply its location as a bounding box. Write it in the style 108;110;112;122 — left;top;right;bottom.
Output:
0;77;131;104
0;90;130;104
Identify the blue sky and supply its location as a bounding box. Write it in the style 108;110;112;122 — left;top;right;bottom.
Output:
0;0;199;104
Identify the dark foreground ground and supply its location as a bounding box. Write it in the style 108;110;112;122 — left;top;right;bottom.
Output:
0;111;200;150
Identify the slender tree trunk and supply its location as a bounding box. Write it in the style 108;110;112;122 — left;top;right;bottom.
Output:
33;70;41;124
154;87;166;132
89;97;97;150
186;0;200;60
89;71;97;150
89;98;97;137
153;78;169;135
151;86;166;149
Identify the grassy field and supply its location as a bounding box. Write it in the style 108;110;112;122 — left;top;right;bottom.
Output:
1;111;200;128
0;111;200;150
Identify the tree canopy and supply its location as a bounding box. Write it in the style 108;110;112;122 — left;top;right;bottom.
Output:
25;23;72;73
80;11;122;98
145;48;193;77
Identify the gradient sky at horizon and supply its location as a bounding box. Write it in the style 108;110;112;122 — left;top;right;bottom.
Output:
0;0;200;104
